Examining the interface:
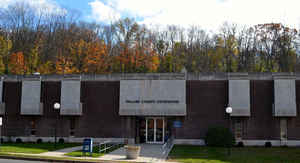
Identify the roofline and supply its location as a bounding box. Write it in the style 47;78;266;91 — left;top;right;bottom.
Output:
0;72;298;81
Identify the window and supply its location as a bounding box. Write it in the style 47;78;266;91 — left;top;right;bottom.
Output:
234;119;243;141
30;119;36;136
280;119;287;140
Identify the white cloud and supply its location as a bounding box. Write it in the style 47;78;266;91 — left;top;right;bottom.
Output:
88;0;121;23
0;0;66;15
88;0;300;30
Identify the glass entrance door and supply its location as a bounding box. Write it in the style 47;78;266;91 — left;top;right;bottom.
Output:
147;119;155;142
146;118;164;144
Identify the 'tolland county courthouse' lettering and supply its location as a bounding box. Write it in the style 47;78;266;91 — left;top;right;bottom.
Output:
0;73;299;146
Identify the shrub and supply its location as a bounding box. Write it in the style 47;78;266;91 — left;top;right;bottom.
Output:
16;138;23;143
205;126;235;147
58;138;64;144
265;141;272;148
236;141;244;147
37;138;43;144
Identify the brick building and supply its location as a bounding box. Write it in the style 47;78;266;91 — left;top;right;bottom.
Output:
0;73;299;146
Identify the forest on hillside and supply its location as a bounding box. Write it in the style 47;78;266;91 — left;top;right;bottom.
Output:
0;2;300;75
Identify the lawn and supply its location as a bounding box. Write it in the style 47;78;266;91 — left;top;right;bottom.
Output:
65;144;123;158
0;143;80;154
168;145;300;163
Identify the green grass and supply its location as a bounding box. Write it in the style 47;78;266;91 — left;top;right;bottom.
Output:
65;144;123;158
0;152;109;162
168;145;300;163
0;143;80;154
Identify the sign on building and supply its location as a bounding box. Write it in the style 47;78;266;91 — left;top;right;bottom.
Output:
119;80;186;116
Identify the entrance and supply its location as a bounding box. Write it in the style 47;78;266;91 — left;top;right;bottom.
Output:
146;117;165;144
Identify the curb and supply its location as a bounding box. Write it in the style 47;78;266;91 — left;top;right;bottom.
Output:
0;155;148;163
0;155;100;163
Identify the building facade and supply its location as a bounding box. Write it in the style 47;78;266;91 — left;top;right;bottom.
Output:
0;73;300;146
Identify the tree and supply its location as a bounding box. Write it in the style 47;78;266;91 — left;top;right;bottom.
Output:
218;23;239;72
27;40;41;74
9;52;27;74
55;54;78;74
0;36;12;74
1;2;300;74
83;41;109;73
255;23;298;72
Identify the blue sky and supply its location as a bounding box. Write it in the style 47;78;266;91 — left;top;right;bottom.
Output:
55;0;91;18
1;0;300;30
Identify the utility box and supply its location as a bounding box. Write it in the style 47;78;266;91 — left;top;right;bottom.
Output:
82;138;93;156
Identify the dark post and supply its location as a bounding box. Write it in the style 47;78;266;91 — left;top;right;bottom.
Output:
225;106;232;156
228;115;231;156
54;113;57;149
53;102;60;149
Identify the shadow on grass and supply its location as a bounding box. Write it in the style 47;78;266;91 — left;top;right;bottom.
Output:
168;145;300;163
0;143;81;154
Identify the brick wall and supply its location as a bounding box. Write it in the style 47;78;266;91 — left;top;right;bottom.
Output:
2;79;300;141
176;80;281;140
2;81;134;139
175;81;228;139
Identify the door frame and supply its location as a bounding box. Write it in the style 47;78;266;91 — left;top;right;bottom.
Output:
145;117;165;144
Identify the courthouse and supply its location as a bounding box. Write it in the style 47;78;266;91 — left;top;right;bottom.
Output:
0;73;299;146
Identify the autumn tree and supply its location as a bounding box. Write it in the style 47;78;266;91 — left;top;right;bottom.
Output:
0;36;12;74
55;55;78;74
83;41;110;73
255;23;298;72
9;52;27;74
1;2;300;74
27;40;42;74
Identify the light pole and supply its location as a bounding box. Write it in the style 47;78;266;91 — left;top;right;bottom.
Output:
225;106;232;156
54;102;60;149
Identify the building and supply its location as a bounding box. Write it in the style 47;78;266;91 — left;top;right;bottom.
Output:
0;73;299;146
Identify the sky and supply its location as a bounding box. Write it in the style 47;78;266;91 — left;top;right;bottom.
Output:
1;0;300;31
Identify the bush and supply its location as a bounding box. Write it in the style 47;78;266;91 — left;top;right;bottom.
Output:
236;141;244;147
265;141;272;147
16;138;23;143
37;138;43;144
58;138;64;144
205;126;235;147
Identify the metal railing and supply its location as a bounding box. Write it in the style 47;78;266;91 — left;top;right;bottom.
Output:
98;141;123;153
162;136;174;154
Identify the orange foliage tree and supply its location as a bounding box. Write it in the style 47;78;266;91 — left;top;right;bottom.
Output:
113;42;160;73
83;41;110;73
55;55;79;74
9;52;27;74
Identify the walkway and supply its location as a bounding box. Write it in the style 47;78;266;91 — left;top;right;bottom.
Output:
39;145;83;157
5;144;174;163
100;144;171;163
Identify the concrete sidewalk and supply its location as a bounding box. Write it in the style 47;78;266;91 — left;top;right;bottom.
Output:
4;144;174;163
40;143;173;162
2;145;84;157
39;145;83;157
100;144;171;163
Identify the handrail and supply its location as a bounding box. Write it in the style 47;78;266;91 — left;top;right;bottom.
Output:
98;141;123;153
162;136;174;154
